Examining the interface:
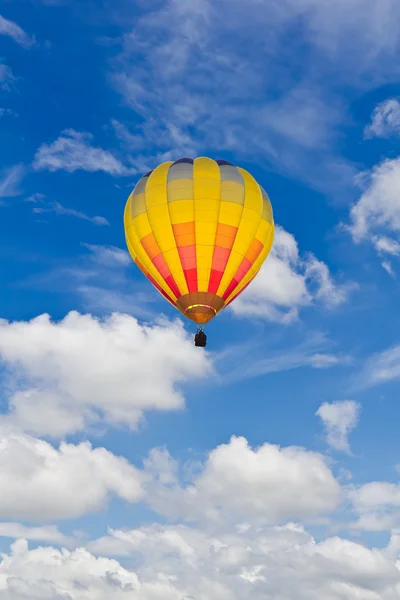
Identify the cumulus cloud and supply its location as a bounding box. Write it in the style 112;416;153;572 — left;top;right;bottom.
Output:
0;312;212;437
146;435;340;525
0;539;140;599
0;14;34;47
316;400;361;453
365;98;400;138
3;524;397;600
349;158;400;244
32;129;133;175
230;226;352;323
0;428;145;521
350;480;400;532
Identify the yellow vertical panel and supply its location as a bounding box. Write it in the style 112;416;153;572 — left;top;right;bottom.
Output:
168;200;195;225
123;199;177;301
129;212;152;245
217;169;263;296
145;161;173;207
218;201;243;227
224;221;274;304
194;158;221;291
145;163;188;296
237;168;264;213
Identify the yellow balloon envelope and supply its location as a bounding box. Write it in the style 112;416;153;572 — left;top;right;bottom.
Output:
124;157;274;326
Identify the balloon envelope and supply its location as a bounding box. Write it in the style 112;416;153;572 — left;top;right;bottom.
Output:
124;157;274;325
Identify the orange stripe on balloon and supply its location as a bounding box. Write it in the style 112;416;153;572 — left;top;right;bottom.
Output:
207;223;238;293
172;222;198;293
221;239;264;301
140;233;181;299
215;223;238;250
172;222;196;245
245;238;264;264
222;257;253;301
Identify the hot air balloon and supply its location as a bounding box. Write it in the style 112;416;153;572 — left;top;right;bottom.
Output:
124;157;274;347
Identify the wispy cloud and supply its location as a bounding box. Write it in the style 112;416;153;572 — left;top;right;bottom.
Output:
0;63;16;92
365;98;400;139
0;522;72;546
0;107;14;118
0;164;24;200
32;129;134;175
25;192;46;203
107;0;400;195
372;235;400;257
357;344;400;389
0;14;34;48
316;400;361;454
215;331;352;383
81;243;131;267
17;242;156;319
32;200;109;226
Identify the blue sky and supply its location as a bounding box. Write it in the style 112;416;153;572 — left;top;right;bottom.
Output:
1;1;400;598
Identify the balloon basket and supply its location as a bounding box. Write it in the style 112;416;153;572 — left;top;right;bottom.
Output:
194;327;207;347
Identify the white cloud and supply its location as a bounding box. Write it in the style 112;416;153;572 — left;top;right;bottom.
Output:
350;480;400;532
82;243;131;267
0;14;34;47
32;129;133;175
0;524;398;600
372;235;400;256
146;435;340;525
0;539;140;599
365;98;400;138
382;260;396;277
0;523;70;545
0;428;144;521
108;0;400;195
0;311;213;437
0;164;23;199
309;353;349;368
110;3;352;193
89;523;400;600
316;400;361;453
359;344;400;388
230;226;352;323
304;255;355;307
32;200;109;226
349;158;400;243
